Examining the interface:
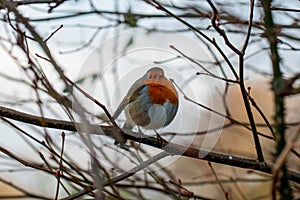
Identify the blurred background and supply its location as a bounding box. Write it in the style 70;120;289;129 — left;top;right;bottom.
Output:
0;0;299;199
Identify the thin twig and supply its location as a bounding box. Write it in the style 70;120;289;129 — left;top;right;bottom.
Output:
145;0;239;80
61;151;170;200
208;162;229;200
44;24;63;42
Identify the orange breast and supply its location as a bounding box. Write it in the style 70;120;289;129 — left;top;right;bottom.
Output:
144;78;178;105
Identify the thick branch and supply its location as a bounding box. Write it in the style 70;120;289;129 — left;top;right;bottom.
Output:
0;106;299;184
261;0;293;199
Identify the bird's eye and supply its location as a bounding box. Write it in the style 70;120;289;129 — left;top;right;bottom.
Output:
148;72;164;79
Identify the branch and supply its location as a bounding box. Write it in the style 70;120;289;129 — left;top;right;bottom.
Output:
206;0;241;55
206;0;265;162
0;106;299;184
61;151;170;200
261;0;293;198
145;0;239;80
2;2;126;144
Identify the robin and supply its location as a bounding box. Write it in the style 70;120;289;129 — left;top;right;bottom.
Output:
113;67;179;131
